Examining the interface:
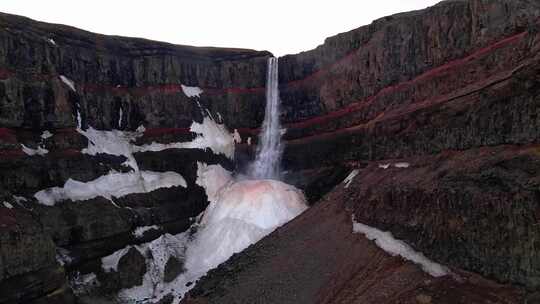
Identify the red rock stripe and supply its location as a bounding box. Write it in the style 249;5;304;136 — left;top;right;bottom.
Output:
283;31;527;130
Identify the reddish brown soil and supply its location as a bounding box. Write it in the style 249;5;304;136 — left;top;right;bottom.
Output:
182;184;523;304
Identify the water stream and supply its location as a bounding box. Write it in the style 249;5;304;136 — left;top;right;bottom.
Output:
249;57;283;180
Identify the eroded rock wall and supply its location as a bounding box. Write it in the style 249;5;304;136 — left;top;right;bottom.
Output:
0;12;268;303
276;0;540;290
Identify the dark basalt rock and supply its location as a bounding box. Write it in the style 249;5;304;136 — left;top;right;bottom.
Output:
0;206;56;281
346;145;540;289
164;256;185;283
0;11;271;130
98;247;147;292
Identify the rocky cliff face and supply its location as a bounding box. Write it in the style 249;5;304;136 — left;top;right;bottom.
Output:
0;12;271;130
278;0;540;289
0;12;267;303
187;0;540;302
1;0;540;303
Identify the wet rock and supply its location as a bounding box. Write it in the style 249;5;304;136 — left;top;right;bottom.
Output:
0;206;56;281
164;256;185;283
98;247;146;292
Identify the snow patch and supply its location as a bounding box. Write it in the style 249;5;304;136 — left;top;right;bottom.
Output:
196;162;233;203
41;130;53;139
56;247;74;266
378;163;391;169
133;225;160;238
78;127;143;171
134;117;235;160
21;144;48;156
2;201;13;209
247;137;252;146
59;75;76;92
181;84;203;98
394;162;410;168
233;129;242;144
34;171;186;206
101;247;131;272
189;117;235;159
343;169;359;188
352;218;449;277
117;233;189;302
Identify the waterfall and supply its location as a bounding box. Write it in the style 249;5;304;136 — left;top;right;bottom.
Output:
249;57;283;180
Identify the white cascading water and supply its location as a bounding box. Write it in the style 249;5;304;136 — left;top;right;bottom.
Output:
249;57;283;180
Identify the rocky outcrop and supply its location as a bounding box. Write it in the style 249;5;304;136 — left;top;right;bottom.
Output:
0;203;74;303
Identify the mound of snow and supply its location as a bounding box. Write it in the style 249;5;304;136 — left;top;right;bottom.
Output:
352;218;449;277
34;171;186;206
116;164;307;303
188;179;307;271
195;162;233;203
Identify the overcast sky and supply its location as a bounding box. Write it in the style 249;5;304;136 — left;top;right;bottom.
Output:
2;0;441;56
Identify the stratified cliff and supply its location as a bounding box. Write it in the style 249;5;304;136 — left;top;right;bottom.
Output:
277;0;540;290
187;0;540;302
1;0;540;303
0;12;269;304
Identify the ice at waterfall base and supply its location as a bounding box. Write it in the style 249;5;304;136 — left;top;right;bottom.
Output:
117;163;307;303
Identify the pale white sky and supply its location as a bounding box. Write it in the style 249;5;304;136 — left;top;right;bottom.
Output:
2;0;441;56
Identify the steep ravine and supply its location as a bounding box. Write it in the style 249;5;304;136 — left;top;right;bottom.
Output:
1;0;540;303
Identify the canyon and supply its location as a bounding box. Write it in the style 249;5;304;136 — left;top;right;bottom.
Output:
1;0;540;303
